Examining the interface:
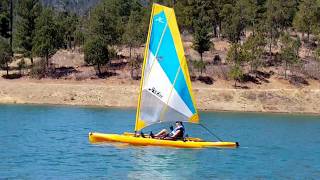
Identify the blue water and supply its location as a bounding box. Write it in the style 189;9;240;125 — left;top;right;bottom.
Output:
0;104;320;179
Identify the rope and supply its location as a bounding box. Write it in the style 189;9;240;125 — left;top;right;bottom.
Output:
198;124;223;142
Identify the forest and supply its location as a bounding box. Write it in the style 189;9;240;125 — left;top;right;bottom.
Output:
1;0;320;87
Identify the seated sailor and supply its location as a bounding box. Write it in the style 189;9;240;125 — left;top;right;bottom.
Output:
151;121;185;140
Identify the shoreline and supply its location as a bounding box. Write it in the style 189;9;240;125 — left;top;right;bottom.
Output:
2;102;320;117
1;79;320;115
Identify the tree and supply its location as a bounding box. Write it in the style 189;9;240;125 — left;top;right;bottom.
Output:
84;36;109;76
192;1;212;63
226;43;246;87
174;0;192;31
0;37;12;76
0;0;10;39
280;33;301;78
264;0;297;57
15;0;42;64
122;5;145;59
229;64;243;87
243;33;266;74
32;8;61;68
122;5;146;79
192;60;206;75
293;0;319;42
56;11;79;49
89;0;121;46
220;0;257;43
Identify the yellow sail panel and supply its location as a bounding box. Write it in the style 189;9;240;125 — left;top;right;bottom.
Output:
135;4;199;131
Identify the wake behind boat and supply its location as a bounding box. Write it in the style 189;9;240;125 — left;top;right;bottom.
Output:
89;3;239;148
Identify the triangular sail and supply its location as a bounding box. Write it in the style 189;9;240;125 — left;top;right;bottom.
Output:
135;4;199;131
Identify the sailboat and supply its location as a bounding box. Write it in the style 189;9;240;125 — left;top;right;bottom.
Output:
89;4;239;148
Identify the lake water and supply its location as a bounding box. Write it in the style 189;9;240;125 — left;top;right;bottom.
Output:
0;104;319;179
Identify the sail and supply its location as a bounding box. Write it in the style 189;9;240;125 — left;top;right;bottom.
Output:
135;4;199;131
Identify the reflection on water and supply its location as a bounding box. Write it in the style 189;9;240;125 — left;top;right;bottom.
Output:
0;104;320;179
128;147;199;179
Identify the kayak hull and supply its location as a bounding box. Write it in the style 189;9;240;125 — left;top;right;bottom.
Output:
89;132;239;148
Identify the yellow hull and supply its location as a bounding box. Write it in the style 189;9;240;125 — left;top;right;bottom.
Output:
89;132;239;148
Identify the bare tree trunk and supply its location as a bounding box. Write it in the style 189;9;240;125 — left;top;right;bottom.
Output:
5;61;9;76
200;53;203;75
284;60;287;79
213;25;217;37
46;54;49;68
10;0;13;55
269;37;272;59
97;63;102;75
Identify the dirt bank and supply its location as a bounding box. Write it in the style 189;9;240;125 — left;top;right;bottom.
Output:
1;79;319;114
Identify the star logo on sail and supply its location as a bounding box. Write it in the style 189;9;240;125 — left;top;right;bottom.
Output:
155;16;164;24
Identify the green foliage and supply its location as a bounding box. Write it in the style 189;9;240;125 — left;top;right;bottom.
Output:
226;43;247;86
32;8;62;66
242;33;266;72
0;0;10;38
122;3;146;51
229;64;243;87
89;0;121;45
280;33;301;78
293;0;319;41
0;37;12;75
220;0;257;43
84;36;109;75
174;0;192;31
191;0;212;61
264;0;297;55
192;60;206;75
56;11;79;49
226;43;246;65
15;0;42;63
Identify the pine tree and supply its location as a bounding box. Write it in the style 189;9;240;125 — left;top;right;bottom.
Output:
226;43;246;87
243;33;266;74
32;8;61;67
264;0;297;57
15;0;42;64
122;5;147;79
84;36;109;76
280;33;301;78
89;0;120;46
56;11;79;49
191;0;212;63
293;0;319;42
0;0;10;39
0;37;11;76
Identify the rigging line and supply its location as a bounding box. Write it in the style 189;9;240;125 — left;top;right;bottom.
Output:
198;123;223;142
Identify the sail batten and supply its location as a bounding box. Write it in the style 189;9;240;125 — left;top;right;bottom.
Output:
135;4;199;131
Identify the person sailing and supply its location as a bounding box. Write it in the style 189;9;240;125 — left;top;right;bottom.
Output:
151;121;185;140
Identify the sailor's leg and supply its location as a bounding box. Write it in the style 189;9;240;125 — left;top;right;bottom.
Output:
155;129;168;137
